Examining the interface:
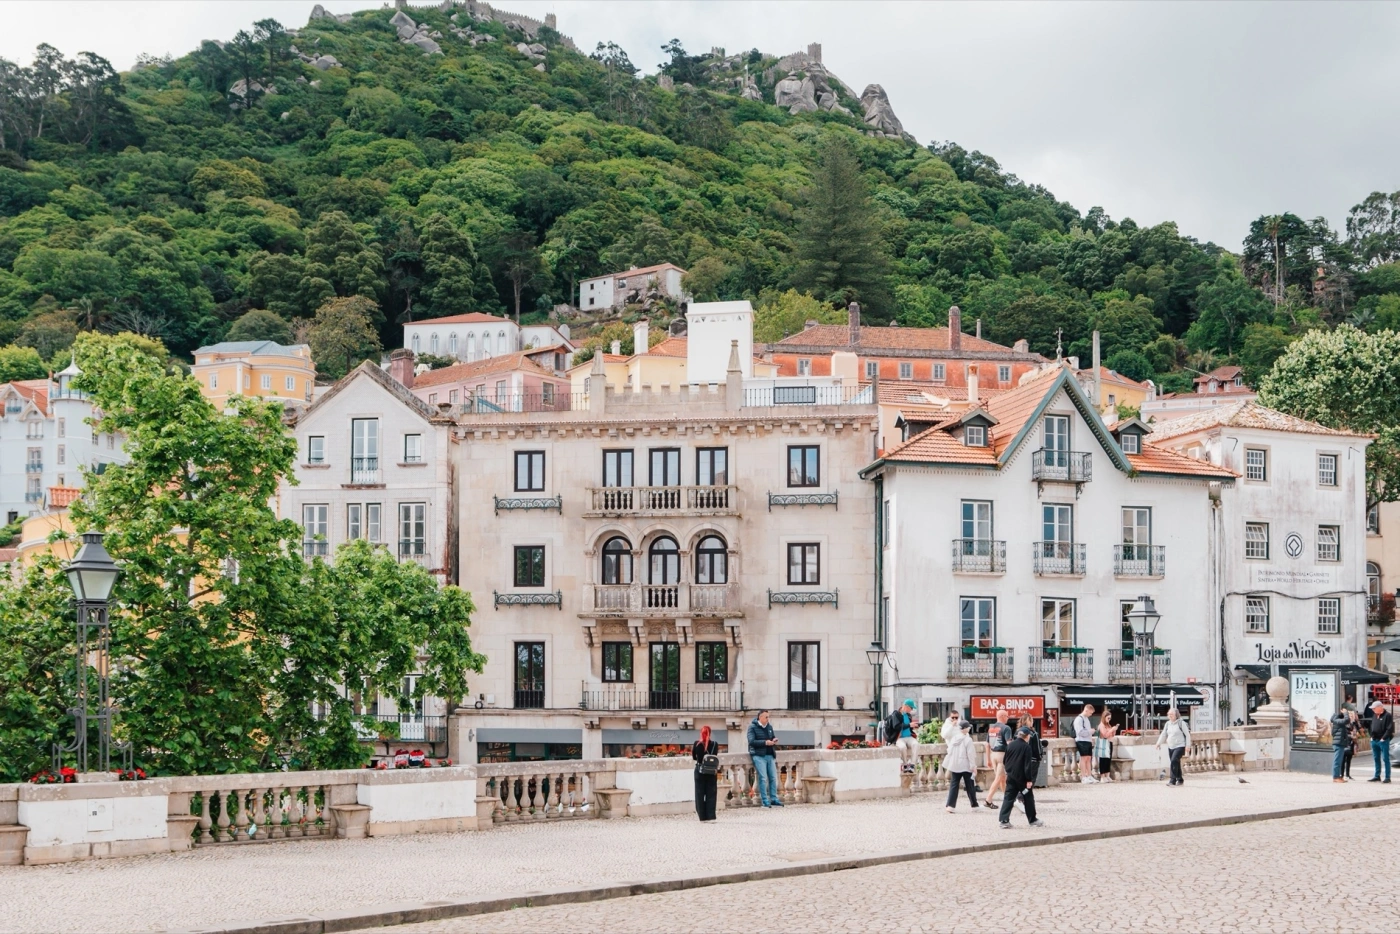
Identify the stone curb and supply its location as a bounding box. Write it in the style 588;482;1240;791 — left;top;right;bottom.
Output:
180;794;1400;934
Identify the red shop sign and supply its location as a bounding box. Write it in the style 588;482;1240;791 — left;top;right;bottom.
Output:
1371;684;1400;704
970;695;1046;719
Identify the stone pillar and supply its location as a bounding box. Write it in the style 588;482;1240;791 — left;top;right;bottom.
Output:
725;340;743;411
589;350;607;414
448;709;476;765
1248;675;1292;770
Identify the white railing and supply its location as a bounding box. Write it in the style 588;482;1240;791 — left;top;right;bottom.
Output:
586;485;738;515
582;582;740;616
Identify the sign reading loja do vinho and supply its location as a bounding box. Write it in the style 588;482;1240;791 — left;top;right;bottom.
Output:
970;695;1046;719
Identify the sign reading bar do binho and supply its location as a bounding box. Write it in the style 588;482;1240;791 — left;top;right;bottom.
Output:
970;695;1046;719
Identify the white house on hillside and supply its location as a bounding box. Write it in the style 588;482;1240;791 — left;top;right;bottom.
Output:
577;263;685;312
403;313;573;372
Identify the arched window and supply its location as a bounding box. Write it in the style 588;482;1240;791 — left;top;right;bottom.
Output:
1369;561;1382;610
467;333;476;361
429;333;439;354
695;535;728;584
601;537;633;585
411;333;421;353
648;536;680;584
448;333;458;357
482;333;492;358
498;329;508;353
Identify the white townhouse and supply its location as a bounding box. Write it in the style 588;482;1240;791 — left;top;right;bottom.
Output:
403;312;574;374
577;263;686;312
0;361;124;522
861;365;1237;736
1147;402;1375;731
282;353;457;581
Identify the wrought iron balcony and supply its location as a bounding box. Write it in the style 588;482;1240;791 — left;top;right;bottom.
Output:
493;494;563;514
580;685;745;712
951;539;1006;573
25;462;43;473
1114;545;1165;577
585;485;738;517
1027;646;1094;682
581;583;741;618
514;685;545;709
1033;541;1086;576
302;539;329;558
1107;648;1171;683
947;646;1015;682
495;590;563;610
1031;449;1091;483
768;589;838;608
24;491;43;503
350;456;380;485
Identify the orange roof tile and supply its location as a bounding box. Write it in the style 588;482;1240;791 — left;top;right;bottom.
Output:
413;352;555;389
644;336;688;358
774;325;1034;356
1147;401;1369;443
879;423;1000;466
586;263;686;282
1127;445;1237;479
408;312;511;326
9;379;49;416
47;486;82;508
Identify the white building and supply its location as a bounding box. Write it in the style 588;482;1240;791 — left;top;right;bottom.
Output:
0;362;124;522
861;365;1236;735
1147;401;1375;728
577;263;685;312
403;313;573;372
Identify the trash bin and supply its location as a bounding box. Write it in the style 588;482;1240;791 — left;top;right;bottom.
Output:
1035;740;1049;787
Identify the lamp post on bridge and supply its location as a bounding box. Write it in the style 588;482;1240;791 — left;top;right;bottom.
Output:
866;641;897;738
1126;595;1161;734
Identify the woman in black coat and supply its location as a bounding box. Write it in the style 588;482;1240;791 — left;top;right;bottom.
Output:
692;725;720;821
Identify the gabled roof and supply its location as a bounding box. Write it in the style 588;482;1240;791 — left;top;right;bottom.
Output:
297;360;437;424
644;336;688;358
194;340;308;356
1081;365;1151;390
406;312;511;326
413;351;555;389
581;262;686;283
774;324;1034;356
6;379;49;416
1194;365;1244;384
1147;400;1369;443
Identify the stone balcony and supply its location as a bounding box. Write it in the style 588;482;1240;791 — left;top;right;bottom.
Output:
584;485;739;518
580;582;743;619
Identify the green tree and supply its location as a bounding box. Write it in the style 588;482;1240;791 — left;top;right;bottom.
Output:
1104;349;1153;383
16;309;78;359
0;556;76;782
419;215;491;320
0;343;45;381
1237;323;1294;387
1258;326;1400;509
1186;260;1271;354
753;288;842;342
226;307;293;344
682;255;732;302
303;211;385;317
307;295;381;379
247;252;311;319
791;135;891;317
1091;294;1161;359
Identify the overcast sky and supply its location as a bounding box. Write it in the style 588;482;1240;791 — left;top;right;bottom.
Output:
4;1;1397;250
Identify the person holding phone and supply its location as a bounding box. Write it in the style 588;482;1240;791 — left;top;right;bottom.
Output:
747;709;782;807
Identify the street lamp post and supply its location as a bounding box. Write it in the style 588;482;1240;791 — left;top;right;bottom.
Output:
866;641;896;737
1126;595;1162;733
52;531;128;774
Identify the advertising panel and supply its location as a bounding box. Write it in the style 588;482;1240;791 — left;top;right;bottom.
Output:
1289;669;1338;747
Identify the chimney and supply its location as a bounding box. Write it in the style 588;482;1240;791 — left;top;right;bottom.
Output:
633;318;649;354
1091;330;1102;408
948;306;962;352
975;318;982;339
1013;339;1029;354
805;319;819;330
967;365;979;405
611;340;622;356
388;348;415;389
847;302;861;345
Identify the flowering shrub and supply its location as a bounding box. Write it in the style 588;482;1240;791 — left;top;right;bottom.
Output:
826;739;880;750
367;750;451;769
29;767;76;784
115;767;147;781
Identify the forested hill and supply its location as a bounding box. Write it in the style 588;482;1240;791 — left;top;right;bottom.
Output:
2;5;1399;390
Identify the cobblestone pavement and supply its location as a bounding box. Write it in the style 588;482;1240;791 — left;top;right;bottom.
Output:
382;805;1395;934
0;771;1394;933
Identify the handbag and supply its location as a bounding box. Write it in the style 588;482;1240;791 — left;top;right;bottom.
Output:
697;742;719;776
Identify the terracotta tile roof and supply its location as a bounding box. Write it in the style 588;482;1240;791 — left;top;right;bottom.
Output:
644;336;688;358
1082;366;1151;390
980;366;1067;457
774;325;1032;356
298;360;437;424
47;486;82;508
879;423;1000;465
1147;400;1369;443
1127;445;1237;479
1194;365;1244;383
875;381;1007;407
407;312;510;326
413;352;554;389
584;263;685;283
8;379;49;416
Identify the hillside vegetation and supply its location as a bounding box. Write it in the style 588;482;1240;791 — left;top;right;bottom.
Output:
1;6;1399;391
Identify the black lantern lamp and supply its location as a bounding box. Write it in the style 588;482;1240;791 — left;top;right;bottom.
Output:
1125;595;1162;732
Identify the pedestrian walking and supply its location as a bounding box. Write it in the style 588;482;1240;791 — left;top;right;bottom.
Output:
1018;714;1043;790
1155;707;1191;785
884;699;920;774
1074;703;1097;784
941;708;963;746
1096;708;1119;782
1367;700;1394;784
1329;709;1351;783
1342;709;1360;780
943;720;979;812
747;709;783;807
998;726;1044;829
692;725;720;822
982;708;1013;808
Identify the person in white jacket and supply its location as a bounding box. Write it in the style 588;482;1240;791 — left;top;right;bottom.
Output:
944;720;980;812
1155;707;1192;786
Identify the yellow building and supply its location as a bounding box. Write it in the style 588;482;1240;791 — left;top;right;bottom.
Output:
11;486;80;568
191;340;316;410
569;327;779;395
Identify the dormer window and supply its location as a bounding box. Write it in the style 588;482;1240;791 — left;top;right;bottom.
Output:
1121;433;1139;454
965;425;986;447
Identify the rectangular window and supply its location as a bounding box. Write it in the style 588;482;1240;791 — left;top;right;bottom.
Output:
964;425;986;447
998;365;1011;384
1120;600;1137;652
542;382;555;405
696;642;729;683
650;642;680;706
1317;597;1341;635
514;545;545;587
649;448;680;486
1245;448;1267;481
57;418;64;438
514;642;545;708
1245;522;1269;560
261;374;271;390
399;503;426;557
1120;433;1140;454
1122;507;1151;555
932;363;946;382
961;500;992;541
308;436;325;464
1043;503;1073;544
1369;504;1381;534
210;373;218;390
495;380;507;403
428;393;438;406
1043;414;1070;456
602;642;633;682
1041;598;1075;646
347;503;362;540
515;451;545;492
787;542;820;585
448;389;459;405
1318;454;1338;487
404;434;423;464
788;445;820;487
899;362;912;380
797;358;811;376
1317;525;1340;562
56;444;65;465
286;376;295;391
603;449;634;487
1246;595;1271;633
788;642;820;710
882;499;891;548
302;504;328;556
351;418;379;479
960;597;995;647
366;503;381;542
696;447;728;485
865;361;879;379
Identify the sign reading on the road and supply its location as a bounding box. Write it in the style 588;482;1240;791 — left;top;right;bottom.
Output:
970;695;1045;719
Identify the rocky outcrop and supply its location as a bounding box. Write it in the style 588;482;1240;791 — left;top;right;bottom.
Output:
740;73;762;101
384;12;443;55
774;72;817;114
308;4;352;24
515;42;547;62
860;84;905;138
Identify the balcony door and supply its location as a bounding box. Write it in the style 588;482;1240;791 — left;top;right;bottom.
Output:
959;500;993;561
648;448;681;509
514;642;545;708
788;642;820;710
351;418;379;482
1043;415;1070;467
647;537;680;607
601;450;634;510
649;642;680;709
1122;507;1151;559
1041;598;1075;647
960;597;995;647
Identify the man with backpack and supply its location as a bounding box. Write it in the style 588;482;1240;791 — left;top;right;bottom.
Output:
884;699;920;774
998;726;1044;829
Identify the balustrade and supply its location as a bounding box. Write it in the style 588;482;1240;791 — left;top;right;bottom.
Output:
582;582;740;617
175;775;341;846
907;745;949;794
585;485;739;516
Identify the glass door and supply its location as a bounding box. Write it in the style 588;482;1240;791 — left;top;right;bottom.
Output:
351;418;379;482
1043;415;1069;468
649;643;680;709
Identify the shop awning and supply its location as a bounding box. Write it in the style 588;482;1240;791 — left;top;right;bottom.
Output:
1370;638;1400;653
476;728;583;744
1060;685;1204;708
1234;664;1390;685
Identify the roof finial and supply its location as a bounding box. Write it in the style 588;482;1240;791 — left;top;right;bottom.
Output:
1055;328;1063;361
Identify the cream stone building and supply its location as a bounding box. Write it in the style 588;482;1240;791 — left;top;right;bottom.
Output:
449;304;879;763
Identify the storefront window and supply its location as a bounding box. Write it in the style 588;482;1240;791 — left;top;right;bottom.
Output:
477;742;582;763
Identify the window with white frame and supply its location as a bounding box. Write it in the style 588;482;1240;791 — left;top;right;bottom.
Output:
399;503;426;557
210;372;219;390
411;334;421;353
366;503;381;542
57;417;64;438
307;436;325;464
964;425;986;447
1245;522;1269;559
1318;453;1338;487
430;333;439;353
1245;595;1271;633
261;374;271;390
1369;504;1380;534
285;376;295;391
798;358;811;376
56;444;64;465
932;363;946;382
998;365;1011;384
1244;448;1267;481
1040;598;1075;646
898;362;912;380
448;333;458;356
960;597;995;647
865;361;879;379
1317;525;1340;562
1317;597;1341;635
404;434;423;463
1120;432;1140;454
302;504;328;556
348;503;362;540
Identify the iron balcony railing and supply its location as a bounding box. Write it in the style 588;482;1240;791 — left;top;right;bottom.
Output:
787;690;822;710
350;456;379;484
1115;544;1165;577
514;685;545;709
586;485;737;515
580;685;745;712
951;539;1006;573
25;462;43;473
1031;449;1092;483
1033;541;1086;575
454;392;588;415
24;491;43;503
1027;646;1094;682
947;646;1015;682
1107;648;1171;682
302;539;329;558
